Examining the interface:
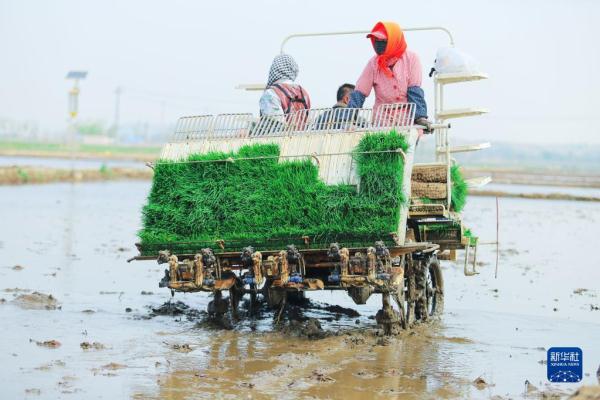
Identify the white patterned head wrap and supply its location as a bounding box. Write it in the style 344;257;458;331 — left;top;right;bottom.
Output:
267;53;299;86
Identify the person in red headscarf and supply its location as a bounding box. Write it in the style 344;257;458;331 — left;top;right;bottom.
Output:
348;21;432;131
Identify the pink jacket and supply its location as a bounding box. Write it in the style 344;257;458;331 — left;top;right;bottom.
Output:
355;50;423;114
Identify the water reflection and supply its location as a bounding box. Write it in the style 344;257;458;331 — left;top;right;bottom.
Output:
138;321;480;399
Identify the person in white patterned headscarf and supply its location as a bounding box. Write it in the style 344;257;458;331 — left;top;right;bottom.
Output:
260;53;311;117
267;53;299;86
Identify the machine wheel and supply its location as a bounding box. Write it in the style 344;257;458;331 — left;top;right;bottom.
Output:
426;255;444;316
207;290;229;317
406;254;444;324
266;285;285;309
249;282;258;313
229;283;242;320
392;283;407;330
405;259;417;326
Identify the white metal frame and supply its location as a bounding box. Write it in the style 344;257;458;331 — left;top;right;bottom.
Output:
280;27;455;53
433;72;491;206
168;103;416;142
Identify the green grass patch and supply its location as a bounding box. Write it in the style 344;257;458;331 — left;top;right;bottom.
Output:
139;131;409;253
451;164;468;212
99;163;112;177
16;167;29;183
0;140;161;156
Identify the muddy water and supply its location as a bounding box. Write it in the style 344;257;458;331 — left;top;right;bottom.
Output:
0;181;598;399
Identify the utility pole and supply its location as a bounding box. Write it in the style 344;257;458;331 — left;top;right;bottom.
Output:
65;71;87;174
64;71;87;270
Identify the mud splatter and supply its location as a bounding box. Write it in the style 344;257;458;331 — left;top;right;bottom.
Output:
473;376;490;389
101;362;126;370
281;318;331;339
3;287;31;293
354;369;378;379
80;342;106;350
312;303;360;318
12;292;59;310
310;369;335;383
35;360;66;371
165;343;193;353
149;301;190;316
30;339;61;348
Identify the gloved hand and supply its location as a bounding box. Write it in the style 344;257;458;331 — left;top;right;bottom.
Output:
415;117;434;134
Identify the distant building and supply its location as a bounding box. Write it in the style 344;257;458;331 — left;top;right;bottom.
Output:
0;119;40;140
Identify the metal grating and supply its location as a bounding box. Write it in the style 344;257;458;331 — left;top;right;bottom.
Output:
168;103;415;142
171;113;255;142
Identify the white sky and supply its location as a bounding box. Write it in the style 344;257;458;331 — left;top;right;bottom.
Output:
1;0;599;144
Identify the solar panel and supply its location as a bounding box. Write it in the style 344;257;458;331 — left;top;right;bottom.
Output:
65;71;88;79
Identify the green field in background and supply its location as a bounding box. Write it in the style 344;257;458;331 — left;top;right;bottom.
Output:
0;140;161;156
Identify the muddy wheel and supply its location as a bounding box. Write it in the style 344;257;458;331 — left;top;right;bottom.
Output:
208;290;229;317
286;290;306;304
414;255;444;321
405;260;417;326
414;292;428;322
426;255;444;316
392;283;407;329
249;282;258;314
229;284;242;320
266;286;285;310
249;282;257;301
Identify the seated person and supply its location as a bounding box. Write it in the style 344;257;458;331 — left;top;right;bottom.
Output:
259;53;311;118
315;83;354;130
333;83;355;109
317;83;371;130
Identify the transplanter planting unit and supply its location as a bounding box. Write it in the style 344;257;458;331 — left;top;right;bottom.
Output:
130;27;491;334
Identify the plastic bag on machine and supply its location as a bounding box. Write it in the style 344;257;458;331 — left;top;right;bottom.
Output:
434;46;481;75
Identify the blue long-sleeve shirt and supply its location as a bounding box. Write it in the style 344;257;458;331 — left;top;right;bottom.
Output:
348;86;427;120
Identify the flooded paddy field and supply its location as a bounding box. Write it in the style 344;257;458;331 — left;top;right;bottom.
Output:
482;183;600;199
0;180;599;399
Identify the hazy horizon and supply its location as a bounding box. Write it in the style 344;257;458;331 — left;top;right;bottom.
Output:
1;0;599;145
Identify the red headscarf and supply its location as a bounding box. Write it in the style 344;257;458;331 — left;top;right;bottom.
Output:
367;21;407;78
